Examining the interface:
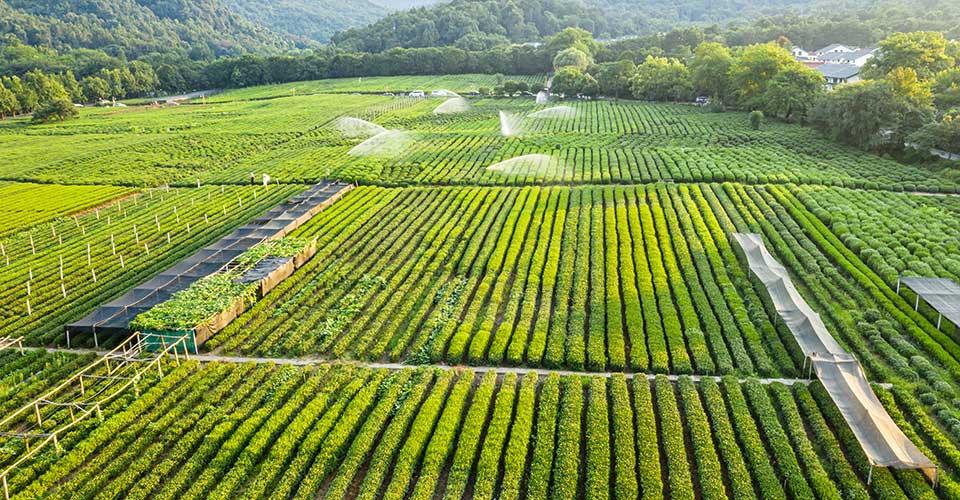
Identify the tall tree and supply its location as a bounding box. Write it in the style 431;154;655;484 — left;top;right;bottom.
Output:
594;60;636;98
0;82;17;119
553;47;592;71
82;76;110;102
933;68;960;111
728;43;797;109
690;42;733;100
60;71;84;102
3;75;38;113
630;56;692;101
810;79;935;154
761;65;825;122
864;31;955;80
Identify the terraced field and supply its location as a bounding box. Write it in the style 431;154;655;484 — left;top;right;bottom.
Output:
1;74;960;499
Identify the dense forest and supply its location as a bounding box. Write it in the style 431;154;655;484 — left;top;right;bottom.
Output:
334;0;960;53
222;0;386;44
0;0;306;60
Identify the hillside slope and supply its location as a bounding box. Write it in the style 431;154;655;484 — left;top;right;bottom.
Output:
0;0;303;59
223;0;389;43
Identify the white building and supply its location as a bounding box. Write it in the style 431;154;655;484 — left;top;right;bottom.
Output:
794;44;878;68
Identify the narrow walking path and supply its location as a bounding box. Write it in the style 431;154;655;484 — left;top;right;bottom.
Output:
16;345;890;387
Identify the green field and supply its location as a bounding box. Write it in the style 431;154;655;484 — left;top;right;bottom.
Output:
2;90;956;190
1;358;952;499
2;74;960;498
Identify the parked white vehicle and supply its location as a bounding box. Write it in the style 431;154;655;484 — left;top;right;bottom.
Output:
409;90;425;97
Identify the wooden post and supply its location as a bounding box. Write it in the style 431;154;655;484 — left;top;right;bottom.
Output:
87;243;92;266
61;282;66;298
29;233;35;254
59;255;64;280
155;214;161;232
119;254;125;268
34;402;42;426
26;298;31;316
134;224;139;244
111;234;116;255
91;268;97;282
174;206;179;223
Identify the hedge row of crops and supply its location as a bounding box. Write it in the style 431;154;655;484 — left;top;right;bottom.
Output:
791;185;960;288
207;74;548;102
709;182;960;470
0;184;301;345
0;183;132;237
0;349;166;476
0;349;93;414
4;89;957;191
4;362;951;499
236;99;959;190
0;94;408;187
209;184;798;376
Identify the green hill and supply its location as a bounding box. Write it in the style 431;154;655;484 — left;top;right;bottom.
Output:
0;0;303;59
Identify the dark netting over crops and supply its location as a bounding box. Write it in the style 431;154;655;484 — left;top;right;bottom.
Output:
66;181;351;338
901;277;960;328
734;233;937;481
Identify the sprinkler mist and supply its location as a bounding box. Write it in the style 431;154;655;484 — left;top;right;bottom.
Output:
528;106;576;119
332;117;387;139
486;154;565;178
431;89;461;97
535;90;550;104
348;130;411;157
433;97;472;115
499;111;523;137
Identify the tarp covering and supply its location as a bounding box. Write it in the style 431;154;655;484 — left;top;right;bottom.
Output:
732;233;847;359
66;181;352;335
901;277;960;327
733;233;937;481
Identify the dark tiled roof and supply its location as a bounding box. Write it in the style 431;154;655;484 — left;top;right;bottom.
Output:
815;63;861;79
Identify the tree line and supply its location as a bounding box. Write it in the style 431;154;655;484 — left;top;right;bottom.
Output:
0;63;160;122
545;28;960;157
